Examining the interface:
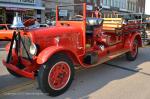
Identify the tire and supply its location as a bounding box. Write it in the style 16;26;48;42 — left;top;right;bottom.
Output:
126;39;138;61
37;53;74;97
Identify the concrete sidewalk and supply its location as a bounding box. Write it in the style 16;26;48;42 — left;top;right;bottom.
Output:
0;41;9;48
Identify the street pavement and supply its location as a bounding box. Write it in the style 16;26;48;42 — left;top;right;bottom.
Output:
0;41;9;50
0;47;150;99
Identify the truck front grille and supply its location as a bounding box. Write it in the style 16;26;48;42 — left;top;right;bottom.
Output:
21;36;32;59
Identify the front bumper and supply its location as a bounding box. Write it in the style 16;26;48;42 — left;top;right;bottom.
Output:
2;60;35;79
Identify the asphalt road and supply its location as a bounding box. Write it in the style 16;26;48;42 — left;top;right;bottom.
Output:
0;47;150;99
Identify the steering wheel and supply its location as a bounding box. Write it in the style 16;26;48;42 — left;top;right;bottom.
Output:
71;15;83;20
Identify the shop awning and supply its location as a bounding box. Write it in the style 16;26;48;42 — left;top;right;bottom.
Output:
0;3;45;10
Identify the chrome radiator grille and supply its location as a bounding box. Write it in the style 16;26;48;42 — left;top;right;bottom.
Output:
21;36;32;59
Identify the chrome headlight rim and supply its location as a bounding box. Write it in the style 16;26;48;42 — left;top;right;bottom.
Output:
29;43;37;56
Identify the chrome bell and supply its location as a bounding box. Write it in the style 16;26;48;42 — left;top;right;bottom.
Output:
11;12;25;29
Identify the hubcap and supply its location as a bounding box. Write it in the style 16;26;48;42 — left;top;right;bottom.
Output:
131;41;138;57
48;61;71;90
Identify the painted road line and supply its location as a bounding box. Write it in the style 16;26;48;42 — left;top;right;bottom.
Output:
0;80;36;96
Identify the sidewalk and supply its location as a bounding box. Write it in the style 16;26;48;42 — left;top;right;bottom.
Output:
0;41;9;49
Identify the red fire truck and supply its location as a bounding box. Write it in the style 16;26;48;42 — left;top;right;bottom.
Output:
3;3;142;96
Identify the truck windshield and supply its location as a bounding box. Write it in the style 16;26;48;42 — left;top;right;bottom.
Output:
58;4;84;21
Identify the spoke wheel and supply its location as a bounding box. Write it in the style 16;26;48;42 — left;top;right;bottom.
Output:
48;62;71;90
131;40;138;57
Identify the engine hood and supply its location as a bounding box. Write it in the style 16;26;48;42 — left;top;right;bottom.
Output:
26;26;83;51
29;26;82;39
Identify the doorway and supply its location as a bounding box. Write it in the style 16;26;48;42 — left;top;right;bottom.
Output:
6;11;14;24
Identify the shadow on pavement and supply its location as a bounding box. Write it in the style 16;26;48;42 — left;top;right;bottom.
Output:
0;74;30;90
108;48;150;73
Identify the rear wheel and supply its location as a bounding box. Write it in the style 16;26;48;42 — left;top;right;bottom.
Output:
38;53;74;96
126;39;138;61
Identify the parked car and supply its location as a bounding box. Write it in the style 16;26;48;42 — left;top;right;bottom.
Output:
3;3;142;97
143;20;150;45
0;24;14;41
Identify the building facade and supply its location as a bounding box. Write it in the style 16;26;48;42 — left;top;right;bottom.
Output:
75;0;145;17
0;0;45;24
136;0;145;13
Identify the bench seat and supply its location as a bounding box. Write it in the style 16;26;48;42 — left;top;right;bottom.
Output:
103;18;123;33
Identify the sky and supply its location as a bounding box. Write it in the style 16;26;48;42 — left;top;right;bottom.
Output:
145;0;150;15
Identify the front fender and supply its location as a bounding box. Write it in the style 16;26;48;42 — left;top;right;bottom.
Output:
130;32;142;47
36;46;79;65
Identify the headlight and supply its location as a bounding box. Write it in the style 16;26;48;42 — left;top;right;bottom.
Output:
29;43;37;56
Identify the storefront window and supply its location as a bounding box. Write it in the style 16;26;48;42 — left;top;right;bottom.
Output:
0;9;3;15
107;0;111;6
121;0;126;9
0;0;35;4
86;0;91;3
45;9;55;25
0;9;5;24
103;0;107;6
21;0;35;3
93;0;96;3
114;0;119;7
111;0;114;7
24;10;35;19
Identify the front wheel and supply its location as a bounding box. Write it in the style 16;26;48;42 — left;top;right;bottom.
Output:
37;53;74;97
126;39;138;61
